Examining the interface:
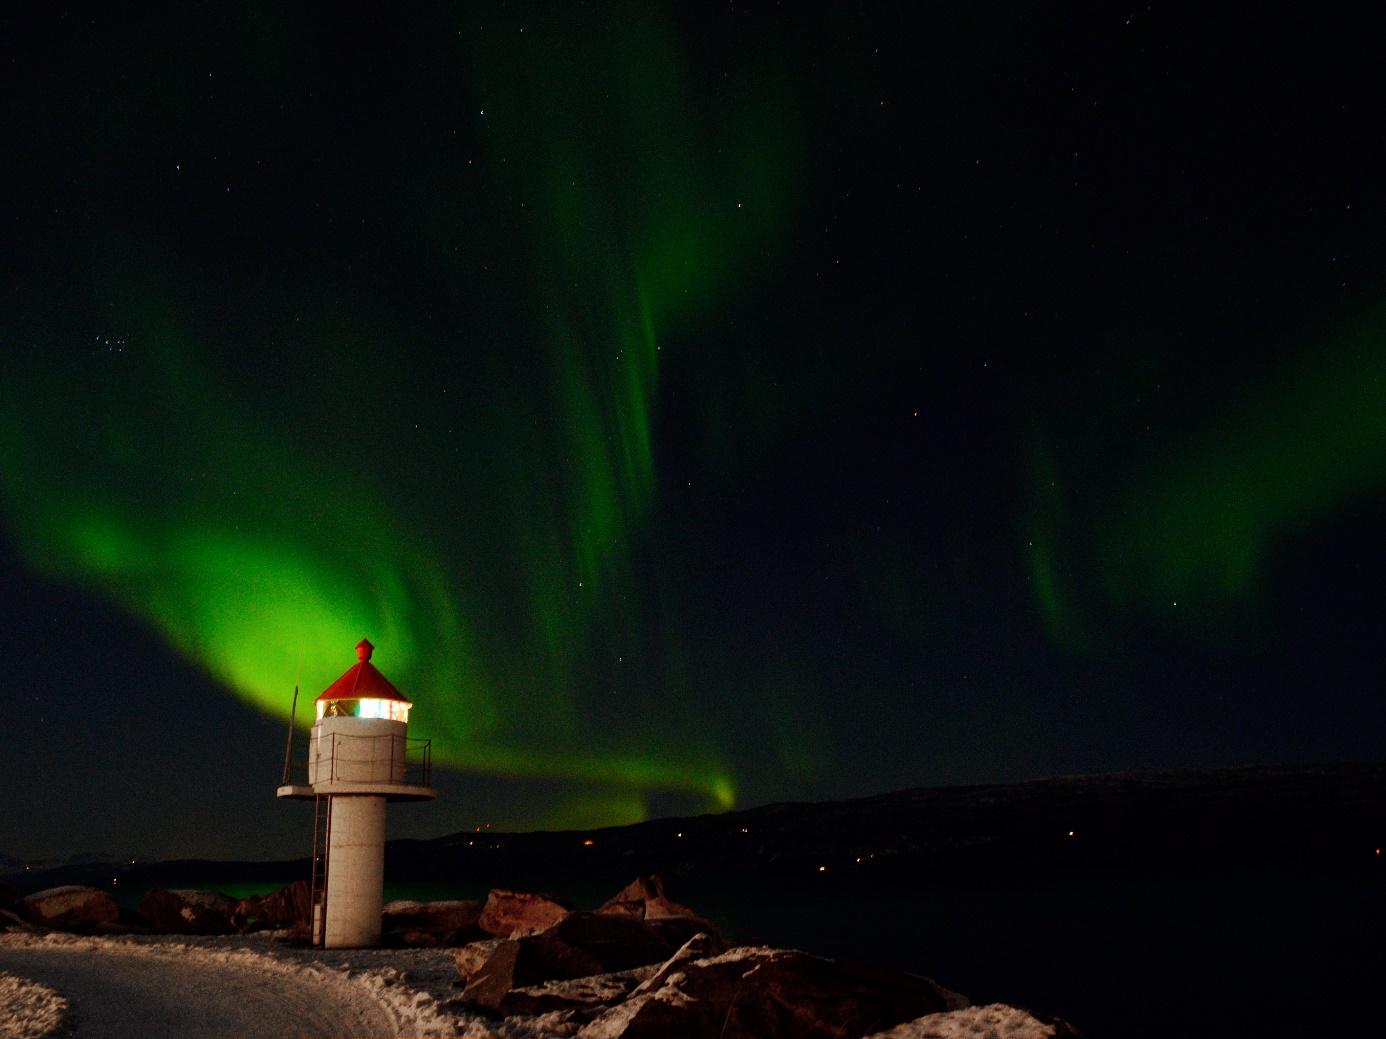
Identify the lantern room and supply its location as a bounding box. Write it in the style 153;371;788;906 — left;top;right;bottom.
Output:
318;699;410;721
278;637;434;797
314;639;412;723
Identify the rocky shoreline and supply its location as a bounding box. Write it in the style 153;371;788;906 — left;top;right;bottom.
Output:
1;875;1082;1038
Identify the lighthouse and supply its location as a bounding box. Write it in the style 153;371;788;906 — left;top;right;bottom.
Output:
277;638;436;947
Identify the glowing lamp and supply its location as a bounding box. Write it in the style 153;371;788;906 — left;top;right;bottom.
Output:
316;697;411;722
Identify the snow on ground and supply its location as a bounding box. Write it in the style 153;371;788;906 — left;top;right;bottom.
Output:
865;1002;1062;1038
0;930;559;1039
0;968;70;1039
0;931;1067;1039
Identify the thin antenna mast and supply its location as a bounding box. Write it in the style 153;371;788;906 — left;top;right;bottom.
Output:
281;684;299;786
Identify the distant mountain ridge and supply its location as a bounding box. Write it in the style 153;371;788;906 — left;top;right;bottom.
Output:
7;762;1383;893
0;850;132;873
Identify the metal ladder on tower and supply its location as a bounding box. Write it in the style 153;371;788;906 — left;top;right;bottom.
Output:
308;793;331;947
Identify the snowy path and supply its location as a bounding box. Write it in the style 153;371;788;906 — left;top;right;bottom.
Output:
0;934;457;1039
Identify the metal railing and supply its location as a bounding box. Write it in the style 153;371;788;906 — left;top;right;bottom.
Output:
407;737;432;787
283;731;432;788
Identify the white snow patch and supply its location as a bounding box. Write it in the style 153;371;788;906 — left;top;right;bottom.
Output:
864;1002;1059;1038
0;931;469;1036
0;930;590;1038
0;969;70;1039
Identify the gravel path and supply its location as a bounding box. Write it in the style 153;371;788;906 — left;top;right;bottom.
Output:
0;932;480;1039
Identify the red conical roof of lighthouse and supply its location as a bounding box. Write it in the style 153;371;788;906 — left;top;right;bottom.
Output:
315;638;410;704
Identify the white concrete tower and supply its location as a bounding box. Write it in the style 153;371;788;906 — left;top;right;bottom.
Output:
278;638;436;947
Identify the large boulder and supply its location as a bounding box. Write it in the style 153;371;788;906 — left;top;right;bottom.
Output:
453;938;505;985
381;899;483;946
598;875;699;922
459;913;683;1012
478;889;571;938
577;946;968;1039
460;939;542;1009
628;932;724;997
597;876;720;947
534;912;678;976
138;889;238;934
499;964;658;1018
232;880;311;932
642;913;723;950
19;886;120;930
490;936;726;1019
458;934;622;1012
518;1010;585;1038
863;1003;1085;1038
0;907;37;932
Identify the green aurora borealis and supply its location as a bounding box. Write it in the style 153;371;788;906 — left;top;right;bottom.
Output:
1028;332;1386;652
0;11;800;823
5;5;1386;855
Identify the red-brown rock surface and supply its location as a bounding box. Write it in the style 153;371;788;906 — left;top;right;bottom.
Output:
448;882;990;1036
641;913;722;950
381;898;483;946
460;912;686;1011
231;880;312;932
137;888;238;934
597;875;698;922
577;946;968;1039
597;875;721;946
0;907;37;932
627;931;724;996
18;886;120;930
534;912;678;975
453;938;505;984
862;1004;1086;1038
478;889;572;938
499;964;658;1018
460;939;541;1009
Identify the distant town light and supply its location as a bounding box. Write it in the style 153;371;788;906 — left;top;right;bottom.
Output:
1067;831;1075;837
583;839;595;846
818;865;828;872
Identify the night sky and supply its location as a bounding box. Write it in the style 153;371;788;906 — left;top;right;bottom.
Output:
4;5;1386;862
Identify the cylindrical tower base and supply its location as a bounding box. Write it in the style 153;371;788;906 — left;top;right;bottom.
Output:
324;795;386;948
